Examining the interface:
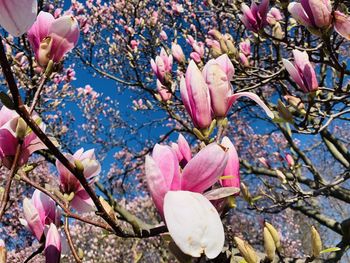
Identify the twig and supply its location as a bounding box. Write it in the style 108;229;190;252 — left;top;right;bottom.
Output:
64;217;82;263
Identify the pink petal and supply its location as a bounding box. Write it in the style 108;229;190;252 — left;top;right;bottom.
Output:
0;0;37;36
27;11;55;57
45;223;61;263
220;137;240;189
145;155;171;215
177;134;192;163
228;92;274;118
181;143;228;193
282;58;308;92
23;198;44;241
288;3;312;27
49;15;80;62
70;190;95;213
334;11;350;40
152;144;181;189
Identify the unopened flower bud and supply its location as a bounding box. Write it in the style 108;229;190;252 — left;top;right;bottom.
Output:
208;29;222;40
234;237;258;263
240;183;251;202
311;226;322;258
264;227;276;261
265;222;281;251
284;95;306;114
275;169;287;184
16;118;27;140
285;154;295;168
277;100;293;123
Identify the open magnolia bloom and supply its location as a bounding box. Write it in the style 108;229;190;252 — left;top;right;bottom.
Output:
146;140;240;258
282;49;318;93
0;105;47;169
288;0;332;35
164;191;225;259
202;54;274;119
239;0;270;32
56;148;101;213
27;11;80;67
0;0;37;36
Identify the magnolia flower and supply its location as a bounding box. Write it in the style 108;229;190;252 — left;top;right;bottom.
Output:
27;11;80;67
56;148;101;213
21;190;61;241
171;42;185;64
0;0;37;36
187;35;205;62
288;0;332;34
334;11;350;41
45;223;61;263
0;106;47;168
145;142;237;258
145;142;229;215
157;80;172;101
282;49;318;93
202;54;274;119
239;0;270;32
150;48;173;84
239;39;251;57
180;60;213;129
267;7;283;25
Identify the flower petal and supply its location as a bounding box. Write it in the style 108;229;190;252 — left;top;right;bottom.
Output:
164;191;225;259
181;143;228;193
228;92;274;118
0;0;37;36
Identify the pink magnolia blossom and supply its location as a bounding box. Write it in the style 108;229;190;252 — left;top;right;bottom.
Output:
0;106;47;168
334;11;350;40
150;48;173;84
145;142;228;216
171;42;185;64
180;60;212;129
0;0;37;36
267;7;283;25
156;80;172;101
202;54;274;118
282;49;318;93
288;0;332;33
239;39;251;57
285;153;295;167
187;35;205;62
239;0;270;32
27;11;80;67
21;190;61;241
45;223;61;263
56;148;101;213
239;53;250;67
219;137;240;191
160;30;168;40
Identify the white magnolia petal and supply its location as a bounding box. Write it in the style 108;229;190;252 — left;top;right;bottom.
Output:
164;191;224;259
204;187;240;200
